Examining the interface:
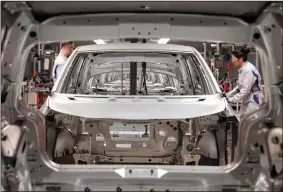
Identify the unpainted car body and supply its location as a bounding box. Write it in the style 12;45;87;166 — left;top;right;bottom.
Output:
41;43;238;166
1;1;282;191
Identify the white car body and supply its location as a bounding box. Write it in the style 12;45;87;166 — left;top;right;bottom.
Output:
39;42;238;168
42;43;229;119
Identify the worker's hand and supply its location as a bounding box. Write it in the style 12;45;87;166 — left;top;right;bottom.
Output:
223;92;232;103
226;91;232;98
226;97;231;103
226;97;235;103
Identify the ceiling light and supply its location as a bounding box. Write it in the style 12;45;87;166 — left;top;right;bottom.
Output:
140;5;151;10
157;38;170;44
93;39;106;44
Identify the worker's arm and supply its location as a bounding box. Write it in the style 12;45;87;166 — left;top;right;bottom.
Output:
229;70;255;103
56;64;64;79
226;85;239;97
53;60;65;81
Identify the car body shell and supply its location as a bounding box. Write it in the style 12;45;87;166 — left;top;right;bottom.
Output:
42;43;230;120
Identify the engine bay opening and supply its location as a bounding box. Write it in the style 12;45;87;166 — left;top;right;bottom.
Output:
45;111;238;166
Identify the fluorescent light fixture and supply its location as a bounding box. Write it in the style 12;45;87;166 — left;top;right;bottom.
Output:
157;38;170;44
211;44;217;47
93;39;106;44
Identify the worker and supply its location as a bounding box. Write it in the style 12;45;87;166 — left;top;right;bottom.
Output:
225;46;264;117
52;41;74;82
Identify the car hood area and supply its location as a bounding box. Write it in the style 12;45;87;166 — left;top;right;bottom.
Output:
44;93;226;120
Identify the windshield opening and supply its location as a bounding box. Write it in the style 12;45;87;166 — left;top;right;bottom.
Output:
62;52;211;96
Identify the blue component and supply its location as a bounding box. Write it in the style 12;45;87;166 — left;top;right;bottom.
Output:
252;71;260;90
224;53;231;62
253;94;259;104
54;65;59;79
251;71;261;93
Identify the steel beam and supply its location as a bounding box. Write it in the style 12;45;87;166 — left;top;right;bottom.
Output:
38;25;252;44
203;42;207;61
216;43;220;55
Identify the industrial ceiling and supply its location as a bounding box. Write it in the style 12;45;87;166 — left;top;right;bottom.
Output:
25;1;270;23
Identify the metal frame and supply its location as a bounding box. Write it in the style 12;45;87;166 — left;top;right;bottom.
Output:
1;2;282;191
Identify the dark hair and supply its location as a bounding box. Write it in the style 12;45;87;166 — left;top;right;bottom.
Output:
61;41;74;49
231;45;250;62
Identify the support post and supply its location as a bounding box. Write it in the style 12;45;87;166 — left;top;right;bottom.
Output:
130;63;137;95
203;42;207;61
255;50;260;70
216;43;220;55
232;44;235;51
37;43;41;73
121;63;123;94
129;39;138;95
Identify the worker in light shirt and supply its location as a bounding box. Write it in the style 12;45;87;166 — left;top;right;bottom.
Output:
52;41;74;82
226;46;264;117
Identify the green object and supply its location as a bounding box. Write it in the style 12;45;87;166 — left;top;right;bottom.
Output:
214;53;220;58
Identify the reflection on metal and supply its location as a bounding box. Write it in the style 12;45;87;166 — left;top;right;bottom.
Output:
54;129;76;157
198;131;218;159
254;173;270;191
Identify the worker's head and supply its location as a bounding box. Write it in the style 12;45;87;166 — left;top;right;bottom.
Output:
231;46;250;68
60;41;74;57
